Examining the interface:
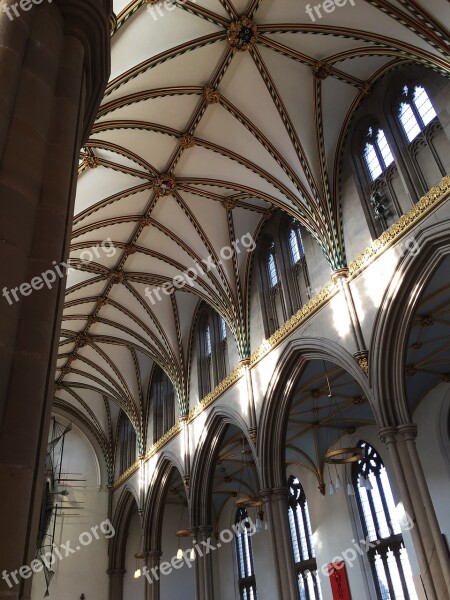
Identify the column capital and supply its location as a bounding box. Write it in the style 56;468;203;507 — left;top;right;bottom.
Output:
397;423;418;441
272;486;289;502
331;268;350;282
259;488;274;501
379;425;398;445
198;524;213;534
107;568;126;576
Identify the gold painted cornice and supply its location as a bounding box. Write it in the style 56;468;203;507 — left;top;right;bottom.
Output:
112;176;450;490
348;176;450;277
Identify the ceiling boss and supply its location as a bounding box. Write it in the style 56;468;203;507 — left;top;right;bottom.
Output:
227;16;258;51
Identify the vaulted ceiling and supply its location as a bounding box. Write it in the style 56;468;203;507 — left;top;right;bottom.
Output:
54;0;450;474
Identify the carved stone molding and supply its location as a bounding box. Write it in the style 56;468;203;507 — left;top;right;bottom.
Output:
55;0;112;140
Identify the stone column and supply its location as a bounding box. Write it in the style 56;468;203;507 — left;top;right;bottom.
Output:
144;550;162;600
332;269;367;355
0;2;110;599
260;490;284;599
108;568;126;600
192;527;204;600
271;488;299;600
193;525;214;600
380;425;450;600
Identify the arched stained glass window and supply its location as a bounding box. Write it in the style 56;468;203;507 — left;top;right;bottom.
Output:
364;127;395;181
267;245;279;288
288;476;322;600
197;305;229;398
220;317;227;341
352;441;417;600
119;415;136;473
399;84;437;142
235;507;257;600
205;323;212;357
289;226;304;265
151;366;175;444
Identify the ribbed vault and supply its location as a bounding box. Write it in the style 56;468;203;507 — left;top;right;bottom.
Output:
55;0;450;464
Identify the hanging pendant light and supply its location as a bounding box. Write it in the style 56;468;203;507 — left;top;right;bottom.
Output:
133;547;144;578
329;481;336;496
335;475;342;490
264;520;269;531
347;483;355;496
175;502;192;561
365;476;373;491
189;546;196;560
255;516;261;532
359;473;367;488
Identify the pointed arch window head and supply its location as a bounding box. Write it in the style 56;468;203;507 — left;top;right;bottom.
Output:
267;245;279;288
287;475;322;600
399;84;437;142
235;507;257;599
353;441;417;600
364;127;394;181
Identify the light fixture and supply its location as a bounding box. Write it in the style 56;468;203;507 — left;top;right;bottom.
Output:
189;545;196;560
365;476;373;491
176;547;183;560
322;361;366;503
324;447;364;464
133;552;144;578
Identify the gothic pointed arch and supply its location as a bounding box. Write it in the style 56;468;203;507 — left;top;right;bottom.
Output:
142;452;187;551
190;407;260;528
370;218;450;426
109;486;141;574
258;338;376;490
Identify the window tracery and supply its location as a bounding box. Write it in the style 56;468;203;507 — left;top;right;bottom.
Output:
352;441;417;600
235;507;257;599
287;475;322;600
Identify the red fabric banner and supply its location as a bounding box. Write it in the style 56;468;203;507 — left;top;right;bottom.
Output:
327;561;352;600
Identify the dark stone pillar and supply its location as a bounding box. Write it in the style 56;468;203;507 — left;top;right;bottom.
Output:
0;1;111;598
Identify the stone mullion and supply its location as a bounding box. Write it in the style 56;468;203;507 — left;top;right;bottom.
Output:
392;542;410;598
379;545;396;598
